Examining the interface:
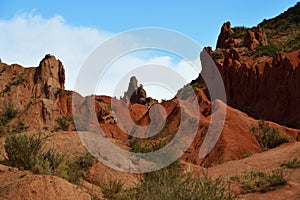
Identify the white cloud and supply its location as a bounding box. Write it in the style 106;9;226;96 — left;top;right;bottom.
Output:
0;13;110;89
0;14;201;100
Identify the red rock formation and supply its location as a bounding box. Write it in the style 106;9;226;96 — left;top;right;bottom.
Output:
121;76;157;105
0;54;66;130
216;22;233;49
243;26;268;50
196;48;300;129
243;30;260;50
255;26;268;46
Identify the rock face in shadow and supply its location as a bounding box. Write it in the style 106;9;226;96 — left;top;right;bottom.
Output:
221;50;300;128
121;76;157;106
216;21;233;49
196;44;300;128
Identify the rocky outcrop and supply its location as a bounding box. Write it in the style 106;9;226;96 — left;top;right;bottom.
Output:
255;26;268;46
197;48;300;129
216;22;233;49
0;54;67;130
121;76;157;105
216;21;268;50
243;30;260;50
243;26;268;50
34;55;65;100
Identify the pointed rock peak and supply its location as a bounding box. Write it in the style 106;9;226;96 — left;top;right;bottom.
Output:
121;76;157;105
216;21;233;49
34;54;65;99
35;54;65;89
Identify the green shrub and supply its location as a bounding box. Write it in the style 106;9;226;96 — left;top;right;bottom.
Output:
191;82;206;89
32;149;64;175
280;158;300;169
4;134;47;170
55;116;71;131
231;26;249;39
3;133;93;185
250;120;289;150
0;104;18;126
55;152;94;184
76;152;94;170
56;158;84;184
255;44;280;57
231;170;287;193
129;139;167;153
101;179;124;199
285;33;300;52
113;161;235;200
129;139;152;153
212;51;224;60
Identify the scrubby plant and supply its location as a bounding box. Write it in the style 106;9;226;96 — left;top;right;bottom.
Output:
250;120;289;150
129;139;152;153
129;139;167;153
54;152;94;184
55;116;71;131
191;82;206;89
111;161;235;200
3;133;94;185
212;51;225;60
280;158;300;169
100;178;124;199
76;152;94;170
231;26;249;39
32;148;64;175
0;104;18;126
231;170;287;193
4;133;47;170
255;44;280;57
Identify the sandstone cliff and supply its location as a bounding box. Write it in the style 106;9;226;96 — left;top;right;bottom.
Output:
0;55;67;130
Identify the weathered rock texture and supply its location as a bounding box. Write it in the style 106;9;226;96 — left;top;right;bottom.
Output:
121;76;157;105
243;26;268;50
196;45;300;128
0;55;67;130
216;21;233;49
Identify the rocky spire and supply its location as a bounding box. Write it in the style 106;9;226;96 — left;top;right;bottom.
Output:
216;21;233;49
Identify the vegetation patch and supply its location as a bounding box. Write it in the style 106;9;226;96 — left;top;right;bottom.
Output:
212;51;225;60
231;26;249;39
104;161;235;200
280;158;300;169
55;116;72;131
255;44;280;57
231;170;287;194
2;74;25;93
129;139;167;153
259;3;300;53
250;120;289;151
100;178;124;199
0;104;18;126
2;133;94;184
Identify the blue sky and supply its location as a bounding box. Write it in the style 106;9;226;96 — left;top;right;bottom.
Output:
1;1;298;46
0;1;298;99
